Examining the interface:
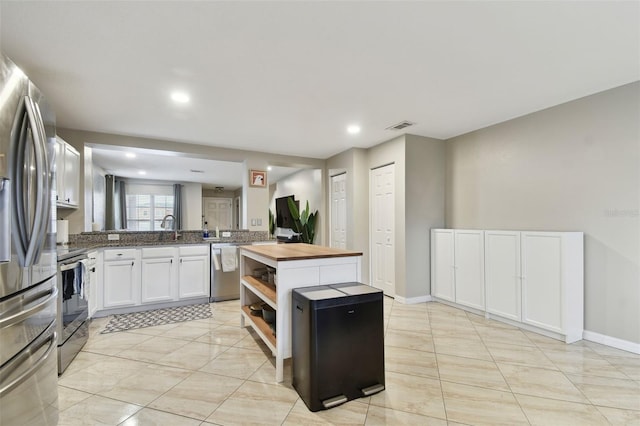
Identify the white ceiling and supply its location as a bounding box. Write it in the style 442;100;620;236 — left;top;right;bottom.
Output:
1;1;638;163
90;145;298;190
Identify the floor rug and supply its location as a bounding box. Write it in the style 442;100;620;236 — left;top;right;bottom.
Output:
101;303;212;334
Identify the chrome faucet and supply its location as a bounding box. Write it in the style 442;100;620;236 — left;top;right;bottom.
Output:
160;214;180;240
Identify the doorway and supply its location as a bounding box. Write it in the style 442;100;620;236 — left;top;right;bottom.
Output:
330;173;347;249
203;197;232;230
370;164;395;297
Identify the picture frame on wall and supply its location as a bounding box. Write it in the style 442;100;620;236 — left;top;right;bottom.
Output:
250;169;267;187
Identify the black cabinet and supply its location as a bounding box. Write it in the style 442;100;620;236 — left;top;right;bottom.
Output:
292;282;385;412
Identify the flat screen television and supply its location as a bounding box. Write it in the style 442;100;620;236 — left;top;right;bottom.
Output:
276;195;298;230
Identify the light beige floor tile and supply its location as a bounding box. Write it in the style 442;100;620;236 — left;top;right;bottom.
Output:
583;341;640;359
282;399;368;425
497;363;589;403
98;363;191;406
124;322;180;336
233;331;272;352
432;336;493;361
515;393;610;425
148;371;244;420
466;313;519;330
606;355;640;381
364;405;447;425
81;331;153;356
384;328;435;353
159;323;212;340
474;324;536;347
369;371;446;420
441;381;528;426
58;356;150;394
543;347;629;379
484;341;557;369
120;407;201;426
430;323;481;340
567;373;640;410
57;386;93;411
57;395;141;426
59;351;113;377
596;405;640;425
117;336;190;363
387;315;431;332
247;357;293;385
385;346;439;379
436;353;510;391
156;341;230;370
199;346;268;379
195;325;250;346
205;381;298;425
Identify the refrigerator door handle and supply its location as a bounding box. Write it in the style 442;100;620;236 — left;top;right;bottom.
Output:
11;105;30;266
0;286;57;329
0;329;56;397
22;96;47;267
0;178;9;263
28;99;50;264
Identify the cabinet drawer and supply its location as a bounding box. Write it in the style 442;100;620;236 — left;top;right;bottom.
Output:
179;245;209;256
142;247;176;258
104;249;137;261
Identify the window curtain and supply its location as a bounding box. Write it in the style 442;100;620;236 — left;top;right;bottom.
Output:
105;175;127;230
173;184;182;230
105;175;115;230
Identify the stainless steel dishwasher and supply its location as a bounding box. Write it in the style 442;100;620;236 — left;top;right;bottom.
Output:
210;243;240;301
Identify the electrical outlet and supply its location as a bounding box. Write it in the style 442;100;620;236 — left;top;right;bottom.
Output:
251;219;256;226
107;234;120;241
222;231;231;237
257;218;262;226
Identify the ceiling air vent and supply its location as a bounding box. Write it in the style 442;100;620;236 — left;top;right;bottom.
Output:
386;120;415;131
190;169;205;173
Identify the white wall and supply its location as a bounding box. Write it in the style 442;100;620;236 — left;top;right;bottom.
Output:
92;163;106;230
446;82;640;344
182;183;203;230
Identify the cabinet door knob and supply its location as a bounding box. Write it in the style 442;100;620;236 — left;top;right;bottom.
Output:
131;261;134;266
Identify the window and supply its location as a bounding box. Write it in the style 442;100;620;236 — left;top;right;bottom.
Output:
126;193;174;231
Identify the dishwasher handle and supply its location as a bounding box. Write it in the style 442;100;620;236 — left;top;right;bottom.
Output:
212;249;222;271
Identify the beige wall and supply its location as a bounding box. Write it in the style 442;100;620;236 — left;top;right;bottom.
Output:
446;82;640;344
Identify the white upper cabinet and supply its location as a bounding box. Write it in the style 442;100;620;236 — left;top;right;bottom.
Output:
55;136;80;208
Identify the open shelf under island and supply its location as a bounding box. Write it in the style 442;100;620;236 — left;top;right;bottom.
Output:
239;243;363;382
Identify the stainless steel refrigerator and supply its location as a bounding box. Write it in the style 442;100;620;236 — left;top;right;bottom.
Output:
0;53;59;425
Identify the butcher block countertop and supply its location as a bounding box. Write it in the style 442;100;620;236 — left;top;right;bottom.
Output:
240;243;362;261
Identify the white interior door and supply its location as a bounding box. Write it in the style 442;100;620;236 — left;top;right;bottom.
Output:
370;164;395;296
330;173;347;249
203;197;232;230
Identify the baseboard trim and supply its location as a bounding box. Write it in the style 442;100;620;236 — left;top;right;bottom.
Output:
395;295;432;304
583;330;640;355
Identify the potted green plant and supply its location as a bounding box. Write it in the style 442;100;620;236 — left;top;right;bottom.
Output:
287;198;318;244
268;209;276;238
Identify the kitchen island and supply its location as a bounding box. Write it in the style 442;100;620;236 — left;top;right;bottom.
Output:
239;243;363;382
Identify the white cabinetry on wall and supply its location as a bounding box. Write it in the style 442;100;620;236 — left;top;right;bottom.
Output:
141;247;177;304
433;229;584;343
103;249;140;308
178;245;210;299
54;136;80;208
431;229;485;311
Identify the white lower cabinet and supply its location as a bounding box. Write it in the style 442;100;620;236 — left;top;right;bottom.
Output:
99;244;210;314
141;247;177;304
431;229;485;310
103;249;140;308
178;245;210;299
434;229;584;343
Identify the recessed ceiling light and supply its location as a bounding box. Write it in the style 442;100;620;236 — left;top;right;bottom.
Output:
170;91;190;103
125;152;136;158
347;125;361;135
267;166;273;171
138;170;146;175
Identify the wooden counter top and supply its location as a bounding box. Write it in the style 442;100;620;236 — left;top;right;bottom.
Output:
240;243;362;261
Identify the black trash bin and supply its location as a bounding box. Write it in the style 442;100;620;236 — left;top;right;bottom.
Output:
292;282;385;412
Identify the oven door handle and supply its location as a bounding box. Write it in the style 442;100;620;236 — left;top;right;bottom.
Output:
59;261;83;272
0;287;57;330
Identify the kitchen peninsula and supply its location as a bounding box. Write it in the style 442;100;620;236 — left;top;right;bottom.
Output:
239;243;363;382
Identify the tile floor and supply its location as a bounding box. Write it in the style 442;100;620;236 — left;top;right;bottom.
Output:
57;298;640;425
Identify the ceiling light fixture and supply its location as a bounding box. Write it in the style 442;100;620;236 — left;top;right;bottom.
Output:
170;91;190;104
347;124;361;135
138;170;146;175
267;166;273;171
125;152;136;158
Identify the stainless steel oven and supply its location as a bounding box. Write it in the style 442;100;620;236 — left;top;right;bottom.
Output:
56;250;89;374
